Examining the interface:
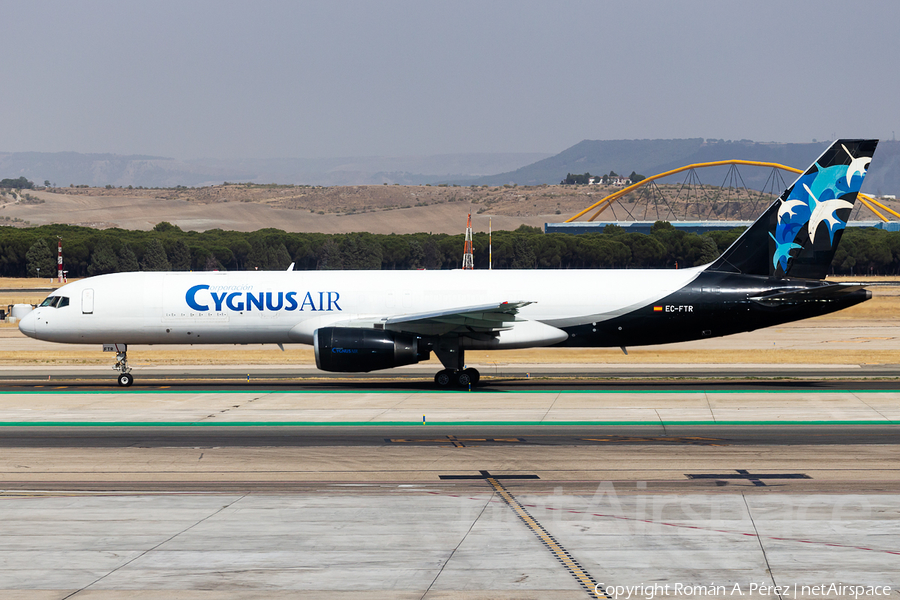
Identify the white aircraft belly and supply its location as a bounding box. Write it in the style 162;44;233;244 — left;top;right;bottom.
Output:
22;267;704;346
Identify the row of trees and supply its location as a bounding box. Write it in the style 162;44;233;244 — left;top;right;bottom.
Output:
0;177;35;189
3;221;900;277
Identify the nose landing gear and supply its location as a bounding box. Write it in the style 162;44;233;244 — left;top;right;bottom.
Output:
114;348;134;387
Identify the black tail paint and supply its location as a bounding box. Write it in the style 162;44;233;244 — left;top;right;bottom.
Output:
708;139;878;280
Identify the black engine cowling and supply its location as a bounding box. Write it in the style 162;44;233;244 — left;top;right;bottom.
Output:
313;327;430;372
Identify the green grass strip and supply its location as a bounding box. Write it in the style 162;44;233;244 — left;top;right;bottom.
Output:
0;420;894;427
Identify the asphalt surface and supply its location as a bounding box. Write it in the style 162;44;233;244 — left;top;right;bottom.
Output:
2;365;897;596
2;375;900;391
1;423;898;448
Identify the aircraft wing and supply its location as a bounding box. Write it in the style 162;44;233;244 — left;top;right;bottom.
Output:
382;301;533;336
287;300;535;343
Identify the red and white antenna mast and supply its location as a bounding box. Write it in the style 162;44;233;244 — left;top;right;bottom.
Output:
57;236;63;282
462;213;474;270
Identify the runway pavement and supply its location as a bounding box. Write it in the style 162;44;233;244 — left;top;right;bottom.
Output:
1;386;898;599
2;424;899;448
2;363;900;392
1;385;899;423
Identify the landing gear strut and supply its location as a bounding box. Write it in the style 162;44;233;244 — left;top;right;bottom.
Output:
114;348;134;387
433;343;480;388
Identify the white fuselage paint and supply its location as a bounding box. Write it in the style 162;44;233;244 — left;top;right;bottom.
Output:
19;268;704;347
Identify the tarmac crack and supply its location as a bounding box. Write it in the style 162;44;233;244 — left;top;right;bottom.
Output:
419;486;494;600
704;390;716;423
850;391;892;422
655;409;668;436
540;392;562;423
197;393;269;422
60;493;247;600
369;391;414;422
743;494;784;600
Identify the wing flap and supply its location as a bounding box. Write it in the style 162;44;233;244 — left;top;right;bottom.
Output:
384;301;533;335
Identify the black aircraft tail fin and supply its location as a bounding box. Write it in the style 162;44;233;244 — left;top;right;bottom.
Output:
707;139;878;280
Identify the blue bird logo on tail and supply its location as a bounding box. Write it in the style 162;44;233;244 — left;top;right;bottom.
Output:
769;232;802;272
770;142;872;275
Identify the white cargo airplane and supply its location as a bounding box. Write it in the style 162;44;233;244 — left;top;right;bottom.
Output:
19;139;878;387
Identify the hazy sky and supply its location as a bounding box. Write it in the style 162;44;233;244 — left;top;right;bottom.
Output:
3;0;898;159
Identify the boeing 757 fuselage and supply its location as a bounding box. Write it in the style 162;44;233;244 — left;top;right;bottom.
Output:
19;139;878;387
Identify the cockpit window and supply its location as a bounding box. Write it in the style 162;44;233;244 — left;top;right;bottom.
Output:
38;296;69;308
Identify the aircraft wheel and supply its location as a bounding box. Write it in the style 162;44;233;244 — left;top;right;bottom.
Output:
464;368;480;385
117;372;134;387
434;369;453;387
454;370;472;387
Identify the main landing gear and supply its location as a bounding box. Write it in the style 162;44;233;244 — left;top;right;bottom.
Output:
433;342;479;388
114;348;134;387
434;367;480;388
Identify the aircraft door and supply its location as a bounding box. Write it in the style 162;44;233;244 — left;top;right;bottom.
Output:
82;288;94;314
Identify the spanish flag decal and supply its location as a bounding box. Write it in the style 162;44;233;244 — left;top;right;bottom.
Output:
653;306;663;312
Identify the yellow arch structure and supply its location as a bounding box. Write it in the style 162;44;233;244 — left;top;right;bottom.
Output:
564;160;899;223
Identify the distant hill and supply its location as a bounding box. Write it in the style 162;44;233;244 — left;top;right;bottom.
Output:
4;140;898;195
459;138;900;196
462;138;706;186
0;151;551;188
0;152;245;188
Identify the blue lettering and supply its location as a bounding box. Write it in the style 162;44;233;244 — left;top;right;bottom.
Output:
327;291;341;311
211;292;227;312
226;292;244;311
265;291;284;311
196;288;342;313
246;292;264;311
332;348;358;354
300;291;317;311
186;284;210;311
285;291;298;311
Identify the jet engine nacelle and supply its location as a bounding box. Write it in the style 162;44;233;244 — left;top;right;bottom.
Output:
313;327;430;372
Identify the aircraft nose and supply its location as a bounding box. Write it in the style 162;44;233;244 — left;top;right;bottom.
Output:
17;310;37;338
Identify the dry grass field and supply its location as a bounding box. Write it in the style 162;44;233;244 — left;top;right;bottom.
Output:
4;183;898;234
2;276;898;367
1;184;601;234
0;277;71;309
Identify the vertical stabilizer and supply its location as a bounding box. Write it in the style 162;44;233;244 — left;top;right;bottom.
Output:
708;139;877;279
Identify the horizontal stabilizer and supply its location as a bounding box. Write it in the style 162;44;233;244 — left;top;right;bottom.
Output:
749;283;871;306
